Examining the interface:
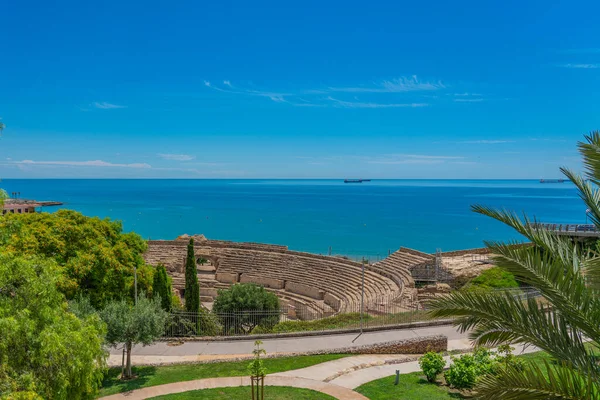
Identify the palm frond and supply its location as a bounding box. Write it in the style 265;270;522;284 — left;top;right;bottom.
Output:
428;291;597;374
576;130;600;185
561;168;600;229
475;360;599;400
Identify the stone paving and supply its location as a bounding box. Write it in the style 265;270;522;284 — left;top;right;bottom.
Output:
99;375;368;400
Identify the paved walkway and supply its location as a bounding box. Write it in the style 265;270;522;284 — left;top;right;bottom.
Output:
109;324;468;366
100;342;543;399
99;376;368;400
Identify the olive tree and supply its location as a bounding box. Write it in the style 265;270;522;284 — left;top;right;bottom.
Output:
100;296;168;379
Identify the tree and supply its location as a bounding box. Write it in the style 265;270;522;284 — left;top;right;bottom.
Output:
0;254;106;399
100;296;168;379
213;283;280;334
0;188;7;209
428;132;600;399
0;210;152;308
184;238;199;313
152;264;172;312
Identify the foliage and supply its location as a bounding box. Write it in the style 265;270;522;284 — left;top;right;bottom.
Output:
213;283;280;334
152;264;172;312
420;352;446;382
0;210;152;308
0;254;106;399
428;131;600;399
248;340;267;377
100;296;168;379
99;354;350;397
184;239;199;313
0;189;7;209
468;267;519;290
168;308;221;337
444;354;478;389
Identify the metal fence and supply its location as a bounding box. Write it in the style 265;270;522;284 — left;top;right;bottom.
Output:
163;287;542;338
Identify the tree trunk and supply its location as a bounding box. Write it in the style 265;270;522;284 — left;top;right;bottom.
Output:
125;342;133;379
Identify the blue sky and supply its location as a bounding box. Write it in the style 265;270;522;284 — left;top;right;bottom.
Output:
1;0;599;179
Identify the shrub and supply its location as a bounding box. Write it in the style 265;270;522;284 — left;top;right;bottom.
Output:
444;348;497;389
419;352;446;382
444;354;478;389
213;284;280;334
469;267;519;290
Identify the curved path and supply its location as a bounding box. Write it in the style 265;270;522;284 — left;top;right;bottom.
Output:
99;376;368;400
109;324;468;366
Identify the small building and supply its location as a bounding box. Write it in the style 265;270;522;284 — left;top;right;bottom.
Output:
1;199;62;215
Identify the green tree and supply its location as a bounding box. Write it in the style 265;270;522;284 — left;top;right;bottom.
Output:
428;132;600;399
152;264;172;312
0;210;152;308
213;283;280;334
0;189;7;209
100;296;168;379
184;238;199;313
0;254;106;399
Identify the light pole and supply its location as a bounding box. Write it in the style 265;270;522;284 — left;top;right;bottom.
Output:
134;266;138;306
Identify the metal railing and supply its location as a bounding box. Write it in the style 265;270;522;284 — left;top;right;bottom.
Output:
163;287;542;338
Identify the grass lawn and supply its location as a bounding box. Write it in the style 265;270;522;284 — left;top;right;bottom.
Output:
355;373;464;400
255;310;437;334
98;354;349;398
148;386;335;399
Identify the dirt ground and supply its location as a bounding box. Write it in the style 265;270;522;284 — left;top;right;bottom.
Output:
442;253;495;279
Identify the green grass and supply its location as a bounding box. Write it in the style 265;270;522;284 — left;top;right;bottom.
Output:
253;310;437;334
148;386;335;399
356;373;464;400
98;354;349;398
357;345;600;399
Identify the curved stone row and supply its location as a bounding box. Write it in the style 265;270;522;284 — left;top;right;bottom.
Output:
144;237;426;319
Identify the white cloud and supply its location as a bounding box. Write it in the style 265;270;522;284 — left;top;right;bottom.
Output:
16;160;151;168
92;102;127;109
460;140;514;144
327;97;428;109
453;92;482;96
158;153;195;161
454;98;484;103
329;76;445;93
367;154;463;164
560;63;600;69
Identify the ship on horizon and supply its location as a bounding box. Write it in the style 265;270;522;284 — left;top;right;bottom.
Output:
344;179;371;183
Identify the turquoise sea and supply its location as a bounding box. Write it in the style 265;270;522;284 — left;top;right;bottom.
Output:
0;179;586;259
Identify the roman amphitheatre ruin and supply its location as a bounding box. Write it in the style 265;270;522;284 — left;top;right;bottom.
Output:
144;234;493;319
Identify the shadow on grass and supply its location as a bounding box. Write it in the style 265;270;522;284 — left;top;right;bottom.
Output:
101;366;156;394
415;377;466;399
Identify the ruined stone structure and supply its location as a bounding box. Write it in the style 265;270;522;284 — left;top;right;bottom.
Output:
144;235;428;320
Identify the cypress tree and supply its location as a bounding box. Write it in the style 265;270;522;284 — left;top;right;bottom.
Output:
153;264;172;312
184;238;200;312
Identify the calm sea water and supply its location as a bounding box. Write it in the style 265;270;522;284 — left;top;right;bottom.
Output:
0;179;585;258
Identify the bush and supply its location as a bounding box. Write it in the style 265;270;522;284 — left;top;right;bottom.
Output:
468;267;519;290
213;284;280;334
444;354;477;389
444;348;496;389
419;352;446;382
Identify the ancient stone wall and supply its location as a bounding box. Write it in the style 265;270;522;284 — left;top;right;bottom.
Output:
285;281;325;300
438;247;491;256
240;274;285;289
338;335;447;354
216;272;238;284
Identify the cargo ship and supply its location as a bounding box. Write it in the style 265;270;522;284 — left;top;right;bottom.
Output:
344;179;371;183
